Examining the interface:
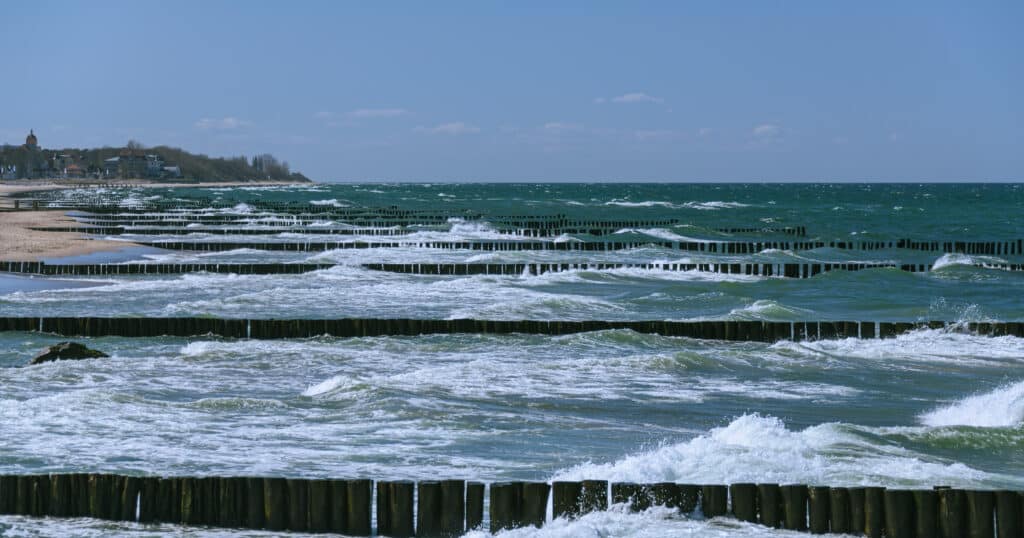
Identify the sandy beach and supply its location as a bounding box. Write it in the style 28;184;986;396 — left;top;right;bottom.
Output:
0;210;136;261
0;179;305;261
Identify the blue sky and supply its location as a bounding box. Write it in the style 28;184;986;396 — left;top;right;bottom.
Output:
2;1;1021;181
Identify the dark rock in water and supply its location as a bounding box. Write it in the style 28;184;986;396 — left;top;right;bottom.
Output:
29;342;109;365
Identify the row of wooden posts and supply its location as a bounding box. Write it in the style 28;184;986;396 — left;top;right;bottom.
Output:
1;474;1021;537
5;260;1024;278
0;317;1021;340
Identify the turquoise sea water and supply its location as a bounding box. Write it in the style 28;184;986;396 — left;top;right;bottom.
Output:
1;183;1022;536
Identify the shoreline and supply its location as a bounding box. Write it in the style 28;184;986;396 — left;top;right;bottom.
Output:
0;210;140;262
0;180;308;261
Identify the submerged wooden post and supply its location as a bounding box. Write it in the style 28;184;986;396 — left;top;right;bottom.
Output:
965;490;995;538
416;480;443;537
439;479;466;536
780;484;808;530
262;477;288;530
829;487;851;533
521;481;550;529
938;488;967;538
286;478;309;531
730;483;757;522
489;481;523;532
48;474;70;517
884;489;914;538
580;480;608;514
995;490;1022;538
758;483;782;528
865;486;885;538
913;489;937;538
807;485;830;534
552;481;582;519
702;485;727;518
613;482;651;512
245;477;265;529
307;479;331;533
377;480;414;537
328;479;348;534
465;482;485;531
346;478;372;536
849;487;867;533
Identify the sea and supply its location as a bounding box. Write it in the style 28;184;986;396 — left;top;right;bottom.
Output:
1;183;1022;536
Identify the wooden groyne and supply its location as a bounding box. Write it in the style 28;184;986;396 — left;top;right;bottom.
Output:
111;238;1024;255
7;260;1024;278
0;474;1020;537
0;317;1019;340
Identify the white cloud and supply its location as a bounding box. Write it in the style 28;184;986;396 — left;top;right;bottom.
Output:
415;122;481;135
698;127;713;137
752;124;781;138
593;97;607;104
611;92;664;104
543;122;584;133
195;117;251;130
349;108;409;119
889;131;905;142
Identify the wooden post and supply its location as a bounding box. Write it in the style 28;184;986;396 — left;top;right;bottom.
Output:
329;477;350;532
490;481;523;532
938;488;967;538
245;477;265;529
780;484;808;530
0;475;17;514
137;476;159;523
307;479;331;533
966;490;995;538
416;480;443;537
217;476;242;528
49;474;70;517
465;482;484;531
650;482;683;512
345;478;372;536
808;485;830;534
913;489;937;538
262;477;288;531
849;487;866;533
613;482;651;512
994;490;1022;538
521;482;550;529
286;478;309;531
758;483;782;528
121;476;140;522
88;473;111;520
730;483;757;523
180;477;200;525
829;487;850;533
377;480;414;537
439;479;466;536
702;485;727;518
31;474;49;517
581;480;608;514
552;481;582;519
884;489;914;538
865;486;885;538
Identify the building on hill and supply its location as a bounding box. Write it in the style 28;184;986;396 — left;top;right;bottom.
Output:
24;130;38;150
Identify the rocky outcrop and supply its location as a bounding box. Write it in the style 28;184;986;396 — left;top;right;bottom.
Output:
29;342;108;365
